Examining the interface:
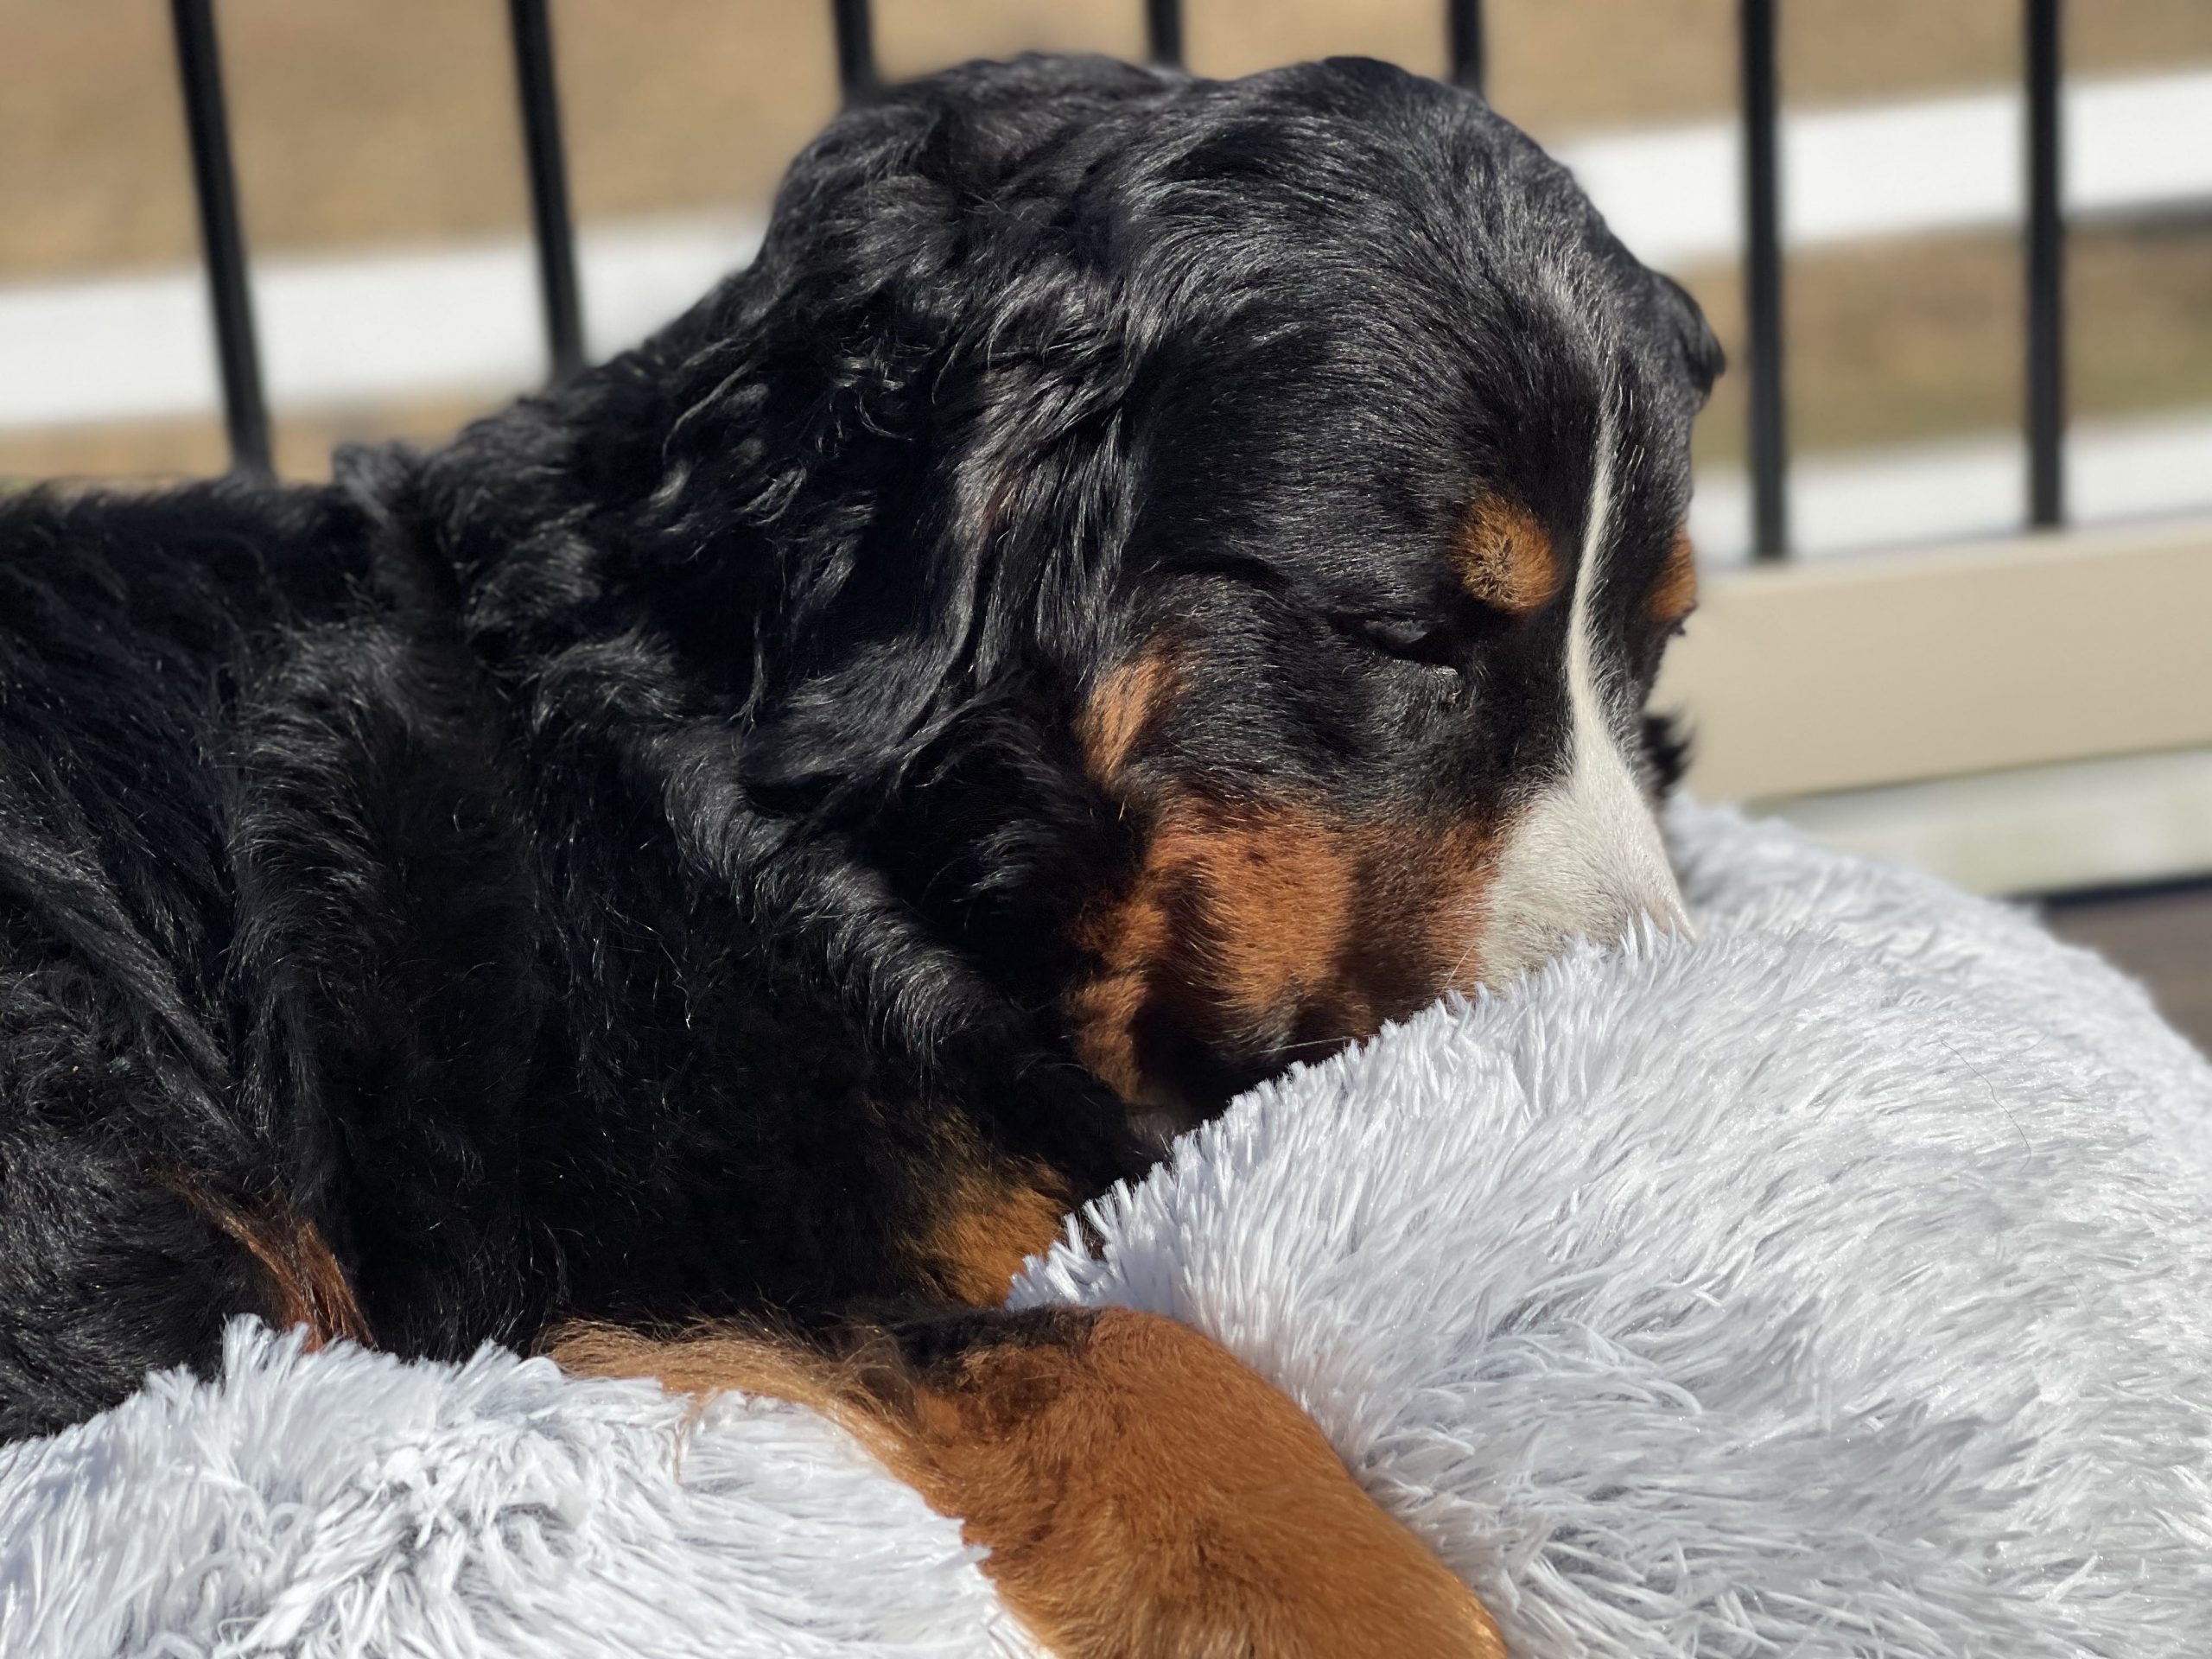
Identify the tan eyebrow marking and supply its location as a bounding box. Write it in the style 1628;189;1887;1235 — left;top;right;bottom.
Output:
1452;496;1560;616
1649;528;1699;626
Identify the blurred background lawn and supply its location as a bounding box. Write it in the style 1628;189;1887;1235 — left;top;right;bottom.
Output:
3;0;2209;485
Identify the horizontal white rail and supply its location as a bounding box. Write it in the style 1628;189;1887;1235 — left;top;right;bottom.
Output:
0;214;763;432
1560;67;2212;269
1690;406;2212;562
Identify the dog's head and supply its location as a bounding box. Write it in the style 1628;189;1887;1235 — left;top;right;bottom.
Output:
552;54;1721;1116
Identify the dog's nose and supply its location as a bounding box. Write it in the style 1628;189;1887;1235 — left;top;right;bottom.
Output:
1475;751;1695;986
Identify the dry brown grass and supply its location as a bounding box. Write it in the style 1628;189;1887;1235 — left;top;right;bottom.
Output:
1683;219;2212;465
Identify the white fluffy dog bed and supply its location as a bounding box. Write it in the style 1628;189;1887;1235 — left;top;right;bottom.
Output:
5;804;2211;1658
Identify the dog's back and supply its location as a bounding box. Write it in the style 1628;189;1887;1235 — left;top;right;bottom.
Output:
0;459;1146;1438
0;480;373;1432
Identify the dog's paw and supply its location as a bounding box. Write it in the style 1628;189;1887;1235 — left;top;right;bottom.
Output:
890;1306;1505;1659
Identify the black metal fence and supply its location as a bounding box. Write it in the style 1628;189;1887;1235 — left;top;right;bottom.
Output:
165;0;2074;560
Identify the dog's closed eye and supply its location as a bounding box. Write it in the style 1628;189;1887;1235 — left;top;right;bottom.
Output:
1333;612;1460;674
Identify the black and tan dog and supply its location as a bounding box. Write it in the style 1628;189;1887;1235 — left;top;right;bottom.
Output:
0;54;1717;1656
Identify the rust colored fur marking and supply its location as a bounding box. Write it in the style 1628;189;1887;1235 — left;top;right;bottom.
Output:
1453;496;1559;616
1650;529;1698;626
1065;791;1496;1109
553;1309;1506;1659
174;1179;372;1350
1063;873;1173;1105
1065;797;1363;1103
912;1162;1075;1306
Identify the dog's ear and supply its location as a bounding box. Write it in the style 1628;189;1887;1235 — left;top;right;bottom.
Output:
1651;271;1725;407
630;79;1162;810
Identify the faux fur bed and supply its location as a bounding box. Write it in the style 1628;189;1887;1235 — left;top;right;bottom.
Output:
4;803;2209;1658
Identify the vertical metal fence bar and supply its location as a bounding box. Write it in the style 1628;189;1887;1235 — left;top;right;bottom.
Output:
1446;0;1485;94
832;0;878;102
1739;0;1789;561
507;0;585;382
2024;0;2067;528
1146;0;1184;68
168;0;270;474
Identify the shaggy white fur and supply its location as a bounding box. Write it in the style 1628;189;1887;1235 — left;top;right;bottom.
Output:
3;804;2209;1657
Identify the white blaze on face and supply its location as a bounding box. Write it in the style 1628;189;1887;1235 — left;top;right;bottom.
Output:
1477;402;1693;985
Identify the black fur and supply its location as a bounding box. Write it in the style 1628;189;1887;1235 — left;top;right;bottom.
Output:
0;54;1715;1439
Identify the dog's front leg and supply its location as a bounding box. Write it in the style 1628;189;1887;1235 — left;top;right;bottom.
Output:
555;1306;1504;1659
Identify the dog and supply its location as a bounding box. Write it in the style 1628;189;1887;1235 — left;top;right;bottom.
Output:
0;52;1718;1656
